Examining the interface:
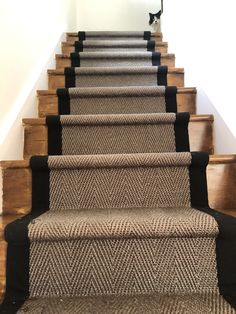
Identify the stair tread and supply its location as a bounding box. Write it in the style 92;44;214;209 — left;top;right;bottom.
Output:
37;86;197;96
1;155;236;169
67;31;163;37
22;114;213;125
47;67;184;74
2;293;235;313
18;207;218;243
56;52;174;58
62;40;168;46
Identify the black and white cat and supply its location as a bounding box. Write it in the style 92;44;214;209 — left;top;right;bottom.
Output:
149;10;162;32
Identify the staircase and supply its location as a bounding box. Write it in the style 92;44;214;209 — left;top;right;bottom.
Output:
1;31;236;313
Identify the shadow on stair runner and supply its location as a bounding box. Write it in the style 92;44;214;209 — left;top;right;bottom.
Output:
1;31;236;314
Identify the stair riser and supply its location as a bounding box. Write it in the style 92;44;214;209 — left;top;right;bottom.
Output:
1;158;236;216
55;54;175;69
22;118;213;159
28;236;218;297
48;72;185;90
62;43;168;54
37;89;196;117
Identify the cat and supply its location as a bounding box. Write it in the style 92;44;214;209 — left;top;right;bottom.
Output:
149;10;162;32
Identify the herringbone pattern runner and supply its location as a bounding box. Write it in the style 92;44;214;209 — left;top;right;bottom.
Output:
46;113;189;155
64;66;168;88
74;39;156;52
18;293;236;314
70;51;161;67
1;30;236;314
57;86;177;115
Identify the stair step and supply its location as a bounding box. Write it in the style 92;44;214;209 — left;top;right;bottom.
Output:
48;67;185;90
66;32;163;43
0;153;236;304
37;87;196;117
22;114;213;159
1;155;236;216
55;52;175;69
2;293;236;312
61;41;168;54
0;152;220;298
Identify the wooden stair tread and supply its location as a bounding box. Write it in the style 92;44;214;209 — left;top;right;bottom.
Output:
47;67;184;74
55;53;176;69
66;32;163;37
37;87;197;96
2;155;236;169
56;53;175;58
61;41;168;54
22;114;213;125
62;41;168;47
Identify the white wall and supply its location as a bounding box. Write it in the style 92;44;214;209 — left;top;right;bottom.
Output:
162;0;236;154
0;0;77;161
76;0;161;31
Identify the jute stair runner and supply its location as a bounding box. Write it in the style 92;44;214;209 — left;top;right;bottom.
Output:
46;113;189;155
69;51;162;67
77;31;153;41
73;39;157;52
64;66;169;88
1;31;236;313
57;86;177;115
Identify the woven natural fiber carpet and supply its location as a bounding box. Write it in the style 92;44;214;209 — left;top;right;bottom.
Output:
78;31;152;41
1;31;236;314
70;51;161;67
57;86;177;115
64;66;168;88
74;39;156;52
46;113;189;155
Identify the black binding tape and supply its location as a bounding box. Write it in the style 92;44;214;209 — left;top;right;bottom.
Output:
1;156;50;312
30;156;50;211
70;52;81;67
1;235;30;313
74;41;84;52
147;40;155;52
78;31;86;41
152;52;161;66
165;86;177;112
64;67;76;88
189;152;209;208
143;31;151;40
174;112;190;152
57;88;70;115
46;116;62;156
204;208;236;299
188;152;236;307
157;65;168;86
